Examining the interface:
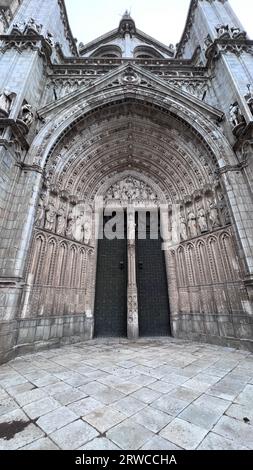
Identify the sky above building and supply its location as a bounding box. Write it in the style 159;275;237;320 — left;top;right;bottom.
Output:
65;0;253;47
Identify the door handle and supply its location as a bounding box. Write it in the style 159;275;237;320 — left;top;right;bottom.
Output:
119;261;124;270
138;261;143;270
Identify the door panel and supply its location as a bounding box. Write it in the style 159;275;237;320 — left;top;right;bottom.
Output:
136;213;171;337
94;215;127;337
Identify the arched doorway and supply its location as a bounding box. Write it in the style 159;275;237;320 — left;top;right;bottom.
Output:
22;96;248;347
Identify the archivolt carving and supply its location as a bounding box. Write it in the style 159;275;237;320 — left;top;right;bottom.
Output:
40;102;220;205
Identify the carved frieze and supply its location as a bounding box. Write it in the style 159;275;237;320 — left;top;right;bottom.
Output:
35;188;93;246
105;177;158;205
169;185;231;243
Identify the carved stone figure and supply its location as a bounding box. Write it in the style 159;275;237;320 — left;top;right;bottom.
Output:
26;18;42;34
12;22;26;34
106;177;157;203
56;207;66;236
83;218;92;245
19;103;34;128
229;102;242;127
188;211;198;238
44;203;56;232
218;194;230;225
66;210;75;238
180;216;188;241
35;194;46;228
209;202;220;229
198;207;208;233
216;24;230;38
0;91;13;115
245;85;253;115
73;212;84;243
231;27;246;39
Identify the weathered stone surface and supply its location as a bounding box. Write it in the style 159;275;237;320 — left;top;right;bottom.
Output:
50;420;99;450
107;419;154;450
23;397;60;420
132;406;174;433
198;432;248;451
21;437;59;450
0;340;252;450
78;438;120;450
0;409;44;450
212;416;253;448
36;407;77;434
83;406;126;433
160;418;208;450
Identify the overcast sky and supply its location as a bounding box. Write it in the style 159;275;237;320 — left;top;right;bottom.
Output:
64;0;253;47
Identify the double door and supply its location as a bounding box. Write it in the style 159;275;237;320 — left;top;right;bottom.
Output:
94;212;171;337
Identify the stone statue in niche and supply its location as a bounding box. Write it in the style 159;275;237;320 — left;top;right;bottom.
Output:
180;216;188;241
44;202;56;232
209;201;220;229
18;103;35;128
197;207;208;233
218;194;231;225
56;207;67;236
245;84;253;115
229;102;244;128
66;210;75;238
83;215;92;245
0;90;15;116
72;211;85;243
187;210;198;238
35;193;46;228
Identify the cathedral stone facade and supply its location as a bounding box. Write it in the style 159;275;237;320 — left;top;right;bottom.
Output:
0;0;253;363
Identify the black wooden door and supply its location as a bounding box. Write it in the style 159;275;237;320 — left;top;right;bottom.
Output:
94;214;127;337
136;212;171;337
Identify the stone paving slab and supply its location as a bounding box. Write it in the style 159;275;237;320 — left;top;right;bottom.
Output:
0;338;253;450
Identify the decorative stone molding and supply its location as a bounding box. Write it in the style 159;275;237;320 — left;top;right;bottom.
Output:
119;68;140;86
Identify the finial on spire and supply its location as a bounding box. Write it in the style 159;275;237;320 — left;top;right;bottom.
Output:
119;10;136;38
123;10;130;18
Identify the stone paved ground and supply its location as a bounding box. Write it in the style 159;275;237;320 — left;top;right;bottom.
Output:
0;338;253;450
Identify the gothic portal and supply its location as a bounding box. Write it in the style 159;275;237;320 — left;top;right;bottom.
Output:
0;1;253;363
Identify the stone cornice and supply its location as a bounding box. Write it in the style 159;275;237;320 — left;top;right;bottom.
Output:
217;160;248;175
15;162;43;174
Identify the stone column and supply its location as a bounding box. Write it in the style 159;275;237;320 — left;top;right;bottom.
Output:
127;207;139;339
84;248;95;340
